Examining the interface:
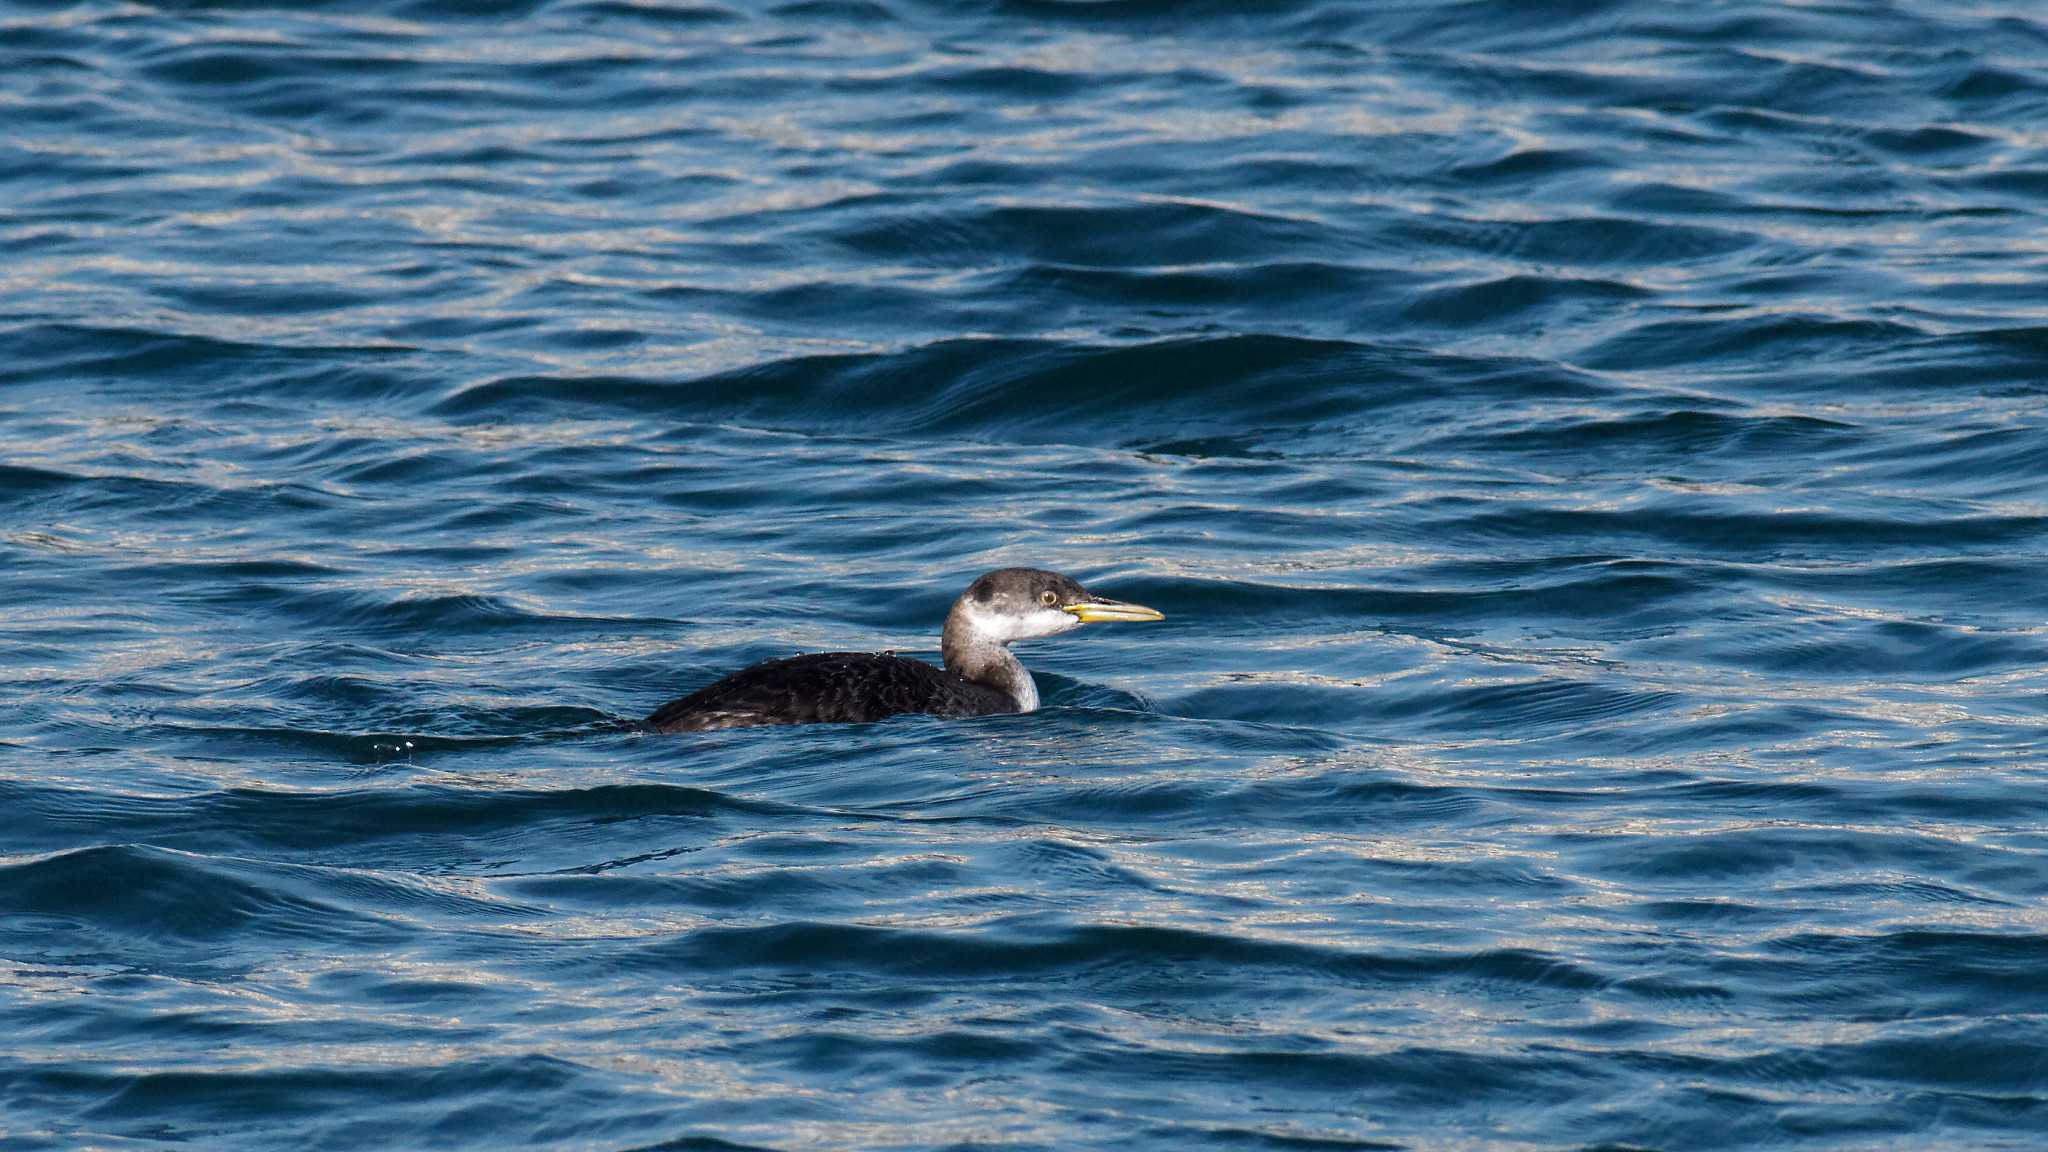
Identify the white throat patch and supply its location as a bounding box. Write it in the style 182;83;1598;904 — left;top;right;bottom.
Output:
958;601;1082;644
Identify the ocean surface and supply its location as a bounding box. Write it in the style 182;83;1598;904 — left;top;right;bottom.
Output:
4;1;2048;1148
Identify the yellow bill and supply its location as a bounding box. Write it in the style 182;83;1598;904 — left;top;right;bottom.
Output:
1063;597;1164;624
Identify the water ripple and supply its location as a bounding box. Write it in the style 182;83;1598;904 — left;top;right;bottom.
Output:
5;0;2048;1148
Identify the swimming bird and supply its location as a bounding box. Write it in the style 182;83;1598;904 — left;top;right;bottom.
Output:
646;567;1163;732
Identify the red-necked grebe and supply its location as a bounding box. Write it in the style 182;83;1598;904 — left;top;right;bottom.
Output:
646;567;1163;732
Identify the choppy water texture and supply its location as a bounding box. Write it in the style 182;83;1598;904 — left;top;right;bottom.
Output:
5;1;2048;1148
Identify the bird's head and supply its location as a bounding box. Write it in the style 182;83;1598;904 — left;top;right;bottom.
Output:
952;567;1164;644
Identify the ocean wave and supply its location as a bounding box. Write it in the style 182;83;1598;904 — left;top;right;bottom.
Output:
8;0;2048;1147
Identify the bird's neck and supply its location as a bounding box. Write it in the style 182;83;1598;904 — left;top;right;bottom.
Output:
942;604;1039;712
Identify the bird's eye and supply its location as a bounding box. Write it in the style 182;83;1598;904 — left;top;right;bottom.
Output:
1040;590;1058;606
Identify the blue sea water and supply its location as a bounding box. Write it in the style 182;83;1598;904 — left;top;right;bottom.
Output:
4;0;2048;1147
